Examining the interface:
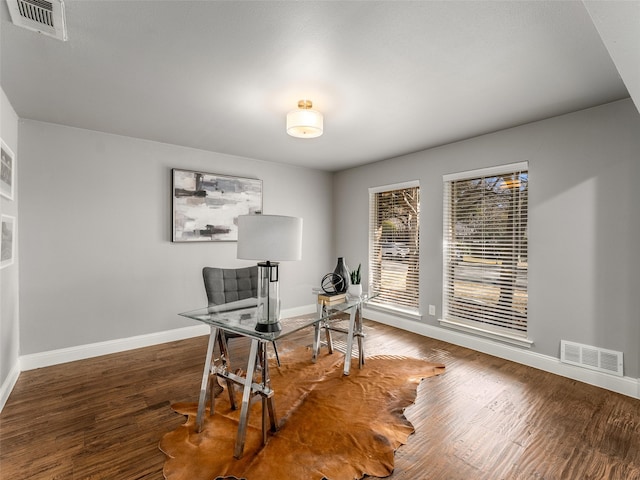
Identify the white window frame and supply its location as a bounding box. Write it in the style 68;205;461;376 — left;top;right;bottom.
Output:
441;162;532;348
368;180;420;317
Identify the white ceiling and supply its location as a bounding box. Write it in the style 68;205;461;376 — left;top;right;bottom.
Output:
0;1;636;172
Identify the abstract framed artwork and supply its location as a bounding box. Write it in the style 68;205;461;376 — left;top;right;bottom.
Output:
1;139;15;201
172;169;262;242
1;214;15;269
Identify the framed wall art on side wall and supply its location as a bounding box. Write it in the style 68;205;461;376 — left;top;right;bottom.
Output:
1;139;15;201
172;169;262;242
1;214;15;269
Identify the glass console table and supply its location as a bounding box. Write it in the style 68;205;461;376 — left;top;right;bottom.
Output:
179;293;375;458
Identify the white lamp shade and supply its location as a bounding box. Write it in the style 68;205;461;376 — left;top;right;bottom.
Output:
286;108;323;138
237;215;303;261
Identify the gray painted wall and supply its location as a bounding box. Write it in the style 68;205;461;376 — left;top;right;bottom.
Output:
334;98;640;378
18;121;333;355
0;87;19;393
7;97;640;392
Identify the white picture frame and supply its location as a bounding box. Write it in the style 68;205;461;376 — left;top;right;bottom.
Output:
1;214;16;269
0;139;15;201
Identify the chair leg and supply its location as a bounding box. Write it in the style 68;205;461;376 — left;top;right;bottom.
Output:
271;341;281;367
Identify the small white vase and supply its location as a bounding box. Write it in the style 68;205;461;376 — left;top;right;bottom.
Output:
347;284;362;298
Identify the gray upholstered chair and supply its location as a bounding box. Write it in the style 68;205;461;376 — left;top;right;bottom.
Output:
202;265;280;364
203;266;258;307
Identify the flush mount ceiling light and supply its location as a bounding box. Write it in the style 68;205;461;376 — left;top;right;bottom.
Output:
286;100;323;138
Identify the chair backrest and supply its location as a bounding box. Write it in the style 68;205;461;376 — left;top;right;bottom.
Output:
202;266;258;306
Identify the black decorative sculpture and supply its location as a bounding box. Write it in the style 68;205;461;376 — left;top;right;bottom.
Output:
321;272;344;295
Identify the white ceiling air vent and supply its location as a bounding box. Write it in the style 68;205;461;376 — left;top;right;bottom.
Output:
6;0;68;41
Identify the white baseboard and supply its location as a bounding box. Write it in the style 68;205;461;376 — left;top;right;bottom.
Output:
365;307;640;400
20;324;210;371
0;360;21;412
18;304;316;372
284;303;317;318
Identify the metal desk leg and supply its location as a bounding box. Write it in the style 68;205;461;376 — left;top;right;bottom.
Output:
260;343;278;445
234;338;259;459
217;334;237;411
324;307;334;355
343;307;357;376
312;303;323;362
196;326;218;432
356;306;365;369
313;303;334;363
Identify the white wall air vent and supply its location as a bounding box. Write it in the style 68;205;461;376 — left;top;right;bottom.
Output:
6;0;68;41
560;340;623;377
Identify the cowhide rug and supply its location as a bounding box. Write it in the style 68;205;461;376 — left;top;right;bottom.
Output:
160;345;445;480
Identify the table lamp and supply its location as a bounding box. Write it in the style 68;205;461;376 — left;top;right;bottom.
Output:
237;214;303;332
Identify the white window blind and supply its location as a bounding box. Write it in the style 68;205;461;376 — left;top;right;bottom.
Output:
442;163;528;340
369;181;420;314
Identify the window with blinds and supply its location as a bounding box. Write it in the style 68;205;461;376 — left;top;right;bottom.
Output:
368;181;420;314
442;163;529;343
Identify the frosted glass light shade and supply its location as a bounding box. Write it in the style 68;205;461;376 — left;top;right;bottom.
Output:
286;101;323;138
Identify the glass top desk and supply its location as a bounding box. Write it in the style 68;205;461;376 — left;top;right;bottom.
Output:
179;293;375;458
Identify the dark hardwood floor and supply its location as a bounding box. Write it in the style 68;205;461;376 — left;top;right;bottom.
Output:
1;320;639;480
